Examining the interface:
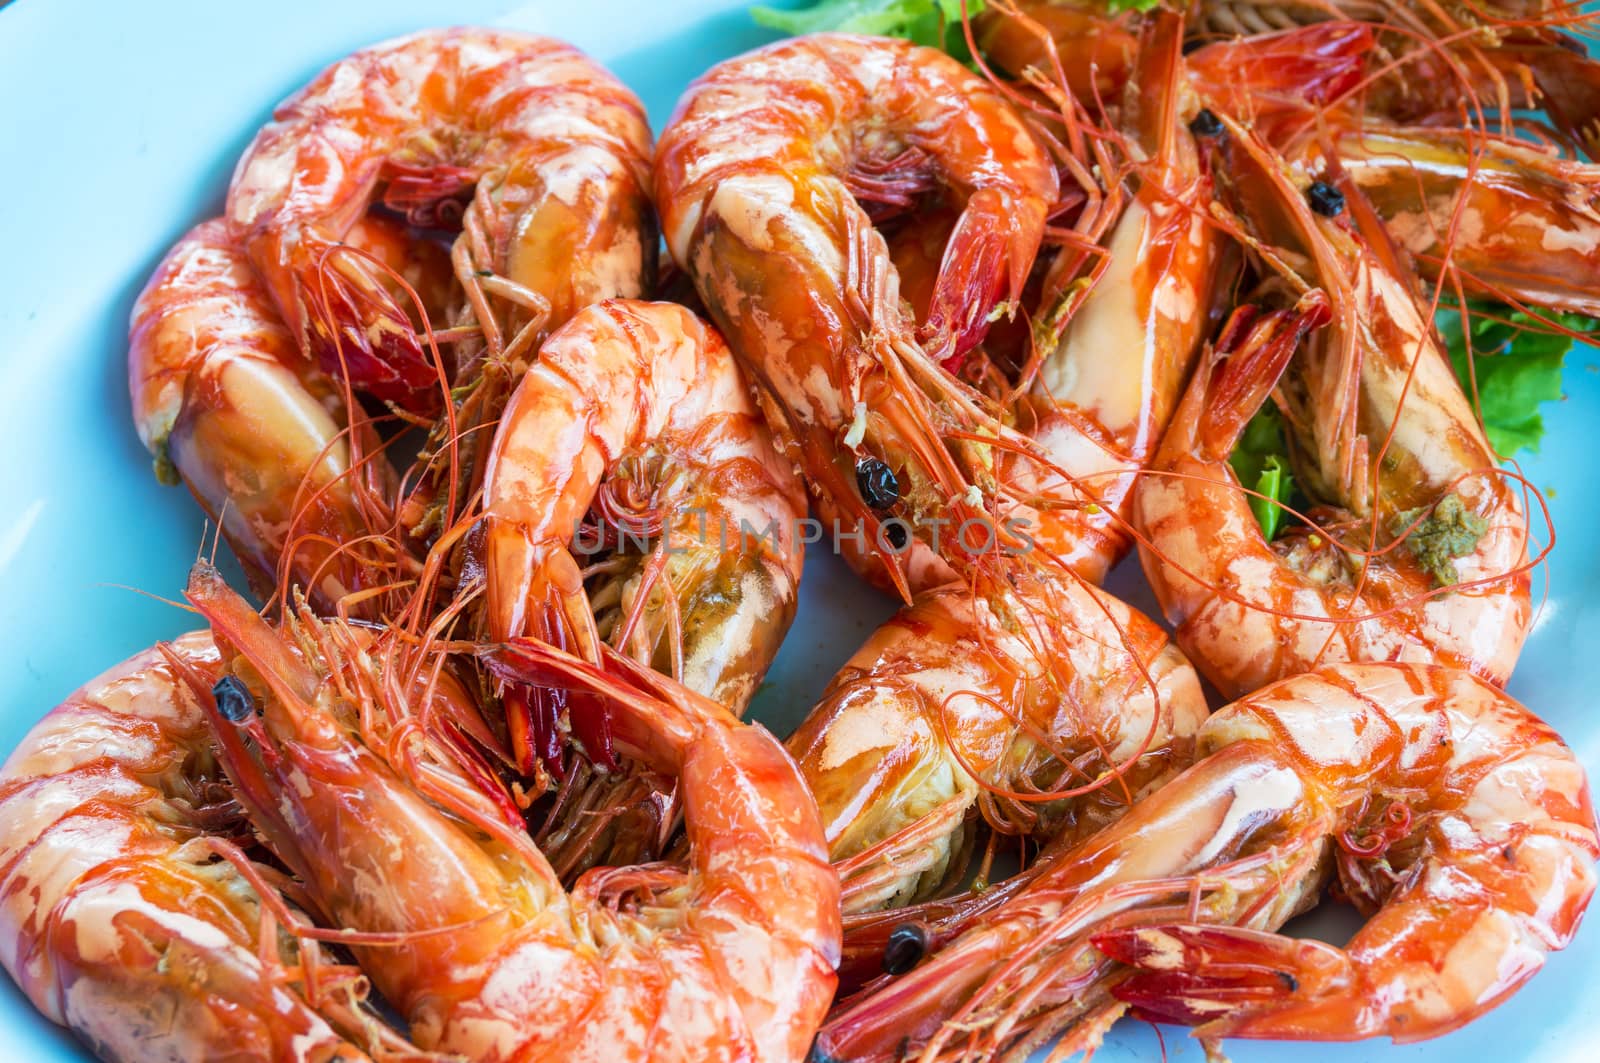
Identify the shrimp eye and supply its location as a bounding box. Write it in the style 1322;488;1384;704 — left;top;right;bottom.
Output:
883;519;909;550
1307;180;1345;218
855;457;901;510
1188;109;1223;138
883;921;930;975
212;675;257;723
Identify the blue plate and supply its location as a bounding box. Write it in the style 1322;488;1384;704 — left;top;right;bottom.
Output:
1;0;1595;1058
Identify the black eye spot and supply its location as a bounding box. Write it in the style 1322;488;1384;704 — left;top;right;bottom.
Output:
883;921;930;975
1307;180;1345;218
884;520;909;550
1277;970;1300;993
1188;108;1223;138
855;457;901;511
212;674;256;723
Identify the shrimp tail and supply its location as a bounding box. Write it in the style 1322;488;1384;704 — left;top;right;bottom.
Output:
919;186;1032;374
488;628;619;779
380;160;479;228
483;636;712;758
303;235;441;414
1188;291;1330;462
484;524;612;776
1096;923;1359;1038
504;686;568;779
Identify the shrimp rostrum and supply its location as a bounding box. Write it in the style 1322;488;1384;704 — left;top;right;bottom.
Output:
180;564;839;1062
1135;113;1533;699
815;662;1596;1061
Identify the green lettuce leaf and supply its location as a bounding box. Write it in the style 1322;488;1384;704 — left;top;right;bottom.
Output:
748;0;1161;65
1436;303;1597;456
1229;404;1297;541
752;0;985;58
1228;300;1598;538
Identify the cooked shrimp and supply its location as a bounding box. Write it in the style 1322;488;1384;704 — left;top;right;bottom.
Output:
479;299;806;777
228;28;654;413
1194;0;1600;159
1177;23;1600;317
997;10;1225;582
129;216;450;614
655;32;1059;597
1135;116;1532;699
787;570;1208;915
0;635;405;1062
1330;126;1600;317
184;564;840;1063
817;662;1596;1061
975;0;1139;106
770;19;1216;897
1099;662;1598;1043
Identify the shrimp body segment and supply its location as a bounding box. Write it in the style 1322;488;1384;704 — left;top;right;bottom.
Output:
481;300;806;771
1136;121;1531;698
0;636;381;1062
655;33;1059;596
129;217;448;613
185;566;840;1063
228;29;655;412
